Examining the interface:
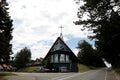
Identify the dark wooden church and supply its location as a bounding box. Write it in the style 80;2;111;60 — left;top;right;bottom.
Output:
43;35;78;72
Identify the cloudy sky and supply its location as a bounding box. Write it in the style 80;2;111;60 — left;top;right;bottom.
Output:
7;0;94;59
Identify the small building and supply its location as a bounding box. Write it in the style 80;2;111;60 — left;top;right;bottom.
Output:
43;37;78;72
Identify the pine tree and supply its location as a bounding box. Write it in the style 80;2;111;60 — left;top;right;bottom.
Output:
75;0;120;67
0;0;13;63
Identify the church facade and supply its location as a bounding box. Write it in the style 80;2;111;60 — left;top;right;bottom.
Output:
43;37;78;72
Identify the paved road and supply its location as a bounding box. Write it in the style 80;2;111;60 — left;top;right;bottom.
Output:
6;68;118;80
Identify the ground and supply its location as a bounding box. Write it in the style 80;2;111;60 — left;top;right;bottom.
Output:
5;68;119;80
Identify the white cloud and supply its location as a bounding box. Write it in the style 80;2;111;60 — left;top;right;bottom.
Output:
8;0;91;59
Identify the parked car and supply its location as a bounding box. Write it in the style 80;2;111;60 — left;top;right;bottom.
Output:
36;67;50;72
60;66;68;72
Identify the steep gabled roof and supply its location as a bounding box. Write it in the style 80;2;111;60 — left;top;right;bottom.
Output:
44;37;78;62
49;37;71;52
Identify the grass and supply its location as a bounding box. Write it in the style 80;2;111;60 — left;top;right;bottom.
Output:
18;66;41;72
0;72;15;76
114;68;120;75
19;64;91;73
0;77;7;80
78;64;91;72
0;72;16;80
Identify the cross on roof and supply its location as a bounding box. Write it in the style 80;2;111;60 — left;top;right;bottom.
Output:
59;26;64;34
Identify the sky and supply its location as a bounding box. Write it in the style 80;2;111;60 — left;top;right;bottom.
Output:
7;0;94;60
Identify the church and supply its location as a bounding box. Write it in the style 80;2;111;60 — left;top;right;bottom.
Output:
43;27;78;72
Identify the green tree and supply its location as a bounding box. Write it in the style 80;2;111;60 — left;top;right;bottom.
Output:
14;47;31;69
75;0;120;67
77;40;94;65
0;0;13;63
44;57;52;69
0;33;7;62
77;40;103;67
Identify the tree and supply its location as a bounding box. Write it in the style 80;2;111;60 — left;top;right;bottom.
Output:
14;47;31;69
77;40;103;67
44;56;52;69
0;0;13;63
77;40;93;66
75;0;120;67
0;33;6;62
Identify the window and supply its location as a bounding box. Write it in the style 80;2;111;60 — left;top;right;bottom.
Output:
54;54;58;63
52;54;70;63
66;55;70;63
60;54;65;63
51;55;54;63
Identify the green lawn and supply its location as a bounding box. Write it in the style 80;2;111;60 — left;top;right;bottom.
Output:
114;68;120;75
78;64;91;72
18;66;41;72
19;64;91;72
0;78;7;80
0;72;16;80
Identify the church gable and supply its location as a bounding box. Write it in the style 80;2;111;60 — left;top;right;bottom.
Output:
43;36;78;72
50;37;71;52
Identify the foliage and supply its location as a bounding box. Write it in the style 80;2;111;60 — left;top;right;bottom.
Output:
44;57;52;69
14;47;31;69
75;0;120;67
0;0;13;63
77;40;104;67
77;40;93;65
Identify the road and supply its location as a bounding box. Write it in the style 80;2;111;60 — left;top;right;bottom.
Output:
6;68;118;80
